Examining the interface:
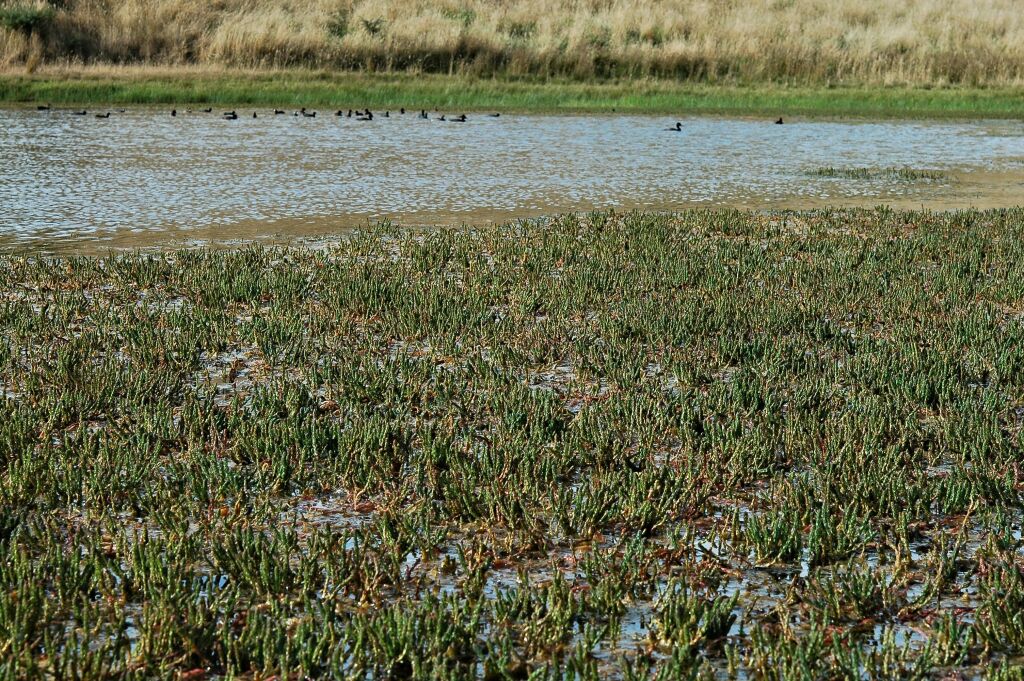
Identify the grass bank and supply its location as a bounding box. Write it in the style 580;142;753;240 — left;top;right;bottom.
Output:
4;68;1024;117
3;0;1024;85
2;208;1024;677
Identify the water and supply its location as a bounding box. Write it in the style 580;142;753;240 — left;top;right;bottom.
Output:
2;108;1024;252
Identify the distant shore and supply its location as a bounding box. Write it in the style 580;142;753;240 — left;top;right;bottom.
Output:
3;67;1024;119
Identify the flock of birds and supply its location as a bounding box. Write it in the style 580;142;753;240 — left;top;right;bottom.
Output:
187;107;495;121
35;103;497;122
35;103;785;128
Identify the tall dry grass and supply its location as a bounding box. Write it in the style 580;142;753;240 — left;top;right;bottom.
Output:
2;0;1023;84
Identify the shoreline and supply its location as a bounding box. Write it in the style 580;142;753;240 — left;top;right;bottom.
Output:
3;67;1024;119
6;204;1024;258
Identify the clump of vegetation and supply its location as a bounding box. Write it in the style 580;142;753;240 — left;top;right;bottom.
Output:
809;166;948;181
326;8;349;39
0;208;1022;677
0;3;55;35
359;16;385;37
440;6;476;28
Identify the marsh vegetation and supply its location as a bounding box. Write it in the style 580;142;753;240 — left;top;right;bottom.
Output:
1;0;1024;85
1;208;1022;678
9;70;1024;119
808;167;949;181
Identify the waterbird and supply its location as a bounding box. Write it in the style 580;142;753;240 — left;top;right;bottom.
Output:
274;109;286;115
253;112;258;118
384;111;390;118
335;110;344;116
201;108;212;113
488;113;500;117
36;104;50;111
420;109;428;119
171;109;177;117
666;121;682;131
452;114;467;122
301;108;316;117
223;111;238;120
437;114;446;121
357;110;374;121
775;117;784;124
116;109;126;113
400;107;406;114
95;112;110;118
72;110;87;116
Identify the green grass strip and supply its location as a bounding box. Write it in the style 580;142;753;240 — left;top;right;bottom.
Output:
3;70;1024;118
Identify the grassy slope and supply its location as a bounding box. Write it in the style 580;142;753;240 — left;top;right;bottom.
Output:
2;69;1024;118
5;0;1024;87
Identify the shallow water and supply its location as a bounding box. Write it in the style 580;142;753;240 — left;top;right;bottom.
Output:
2;108;1024;252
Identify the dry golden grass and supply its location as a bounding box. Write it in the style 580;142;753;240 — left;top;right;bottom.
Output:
2;0;1023;84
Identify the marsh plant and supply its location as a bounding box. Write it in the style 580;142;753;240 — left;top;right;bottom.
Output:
0;207;1023;678
809;166;948;181
1;0;1024;83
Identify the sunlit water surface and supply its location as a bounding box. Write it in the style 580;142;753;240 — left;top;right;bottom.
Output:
2;108;1023;252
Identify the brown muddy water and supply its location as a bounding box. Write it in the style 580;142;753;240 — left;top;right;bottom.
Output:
2;107;1024;253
